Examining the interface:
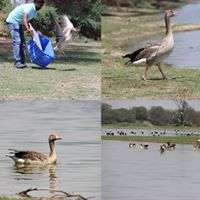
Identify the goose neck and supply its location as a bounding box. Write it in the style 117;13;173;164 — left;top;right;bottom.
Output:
49;140;56;158
165;15;172;35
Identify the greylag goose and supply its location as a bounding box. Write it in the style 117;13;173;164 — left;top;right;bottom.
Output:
160;144;167;153
166;141;176;150
140;144;149;149
7;134;62;165
129;142;136;148
193;139;200;151
53;15;77;52
123;10;176;80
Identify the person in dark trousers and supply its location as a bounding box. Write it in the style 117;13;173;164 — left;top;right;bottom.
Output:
6;0;44;68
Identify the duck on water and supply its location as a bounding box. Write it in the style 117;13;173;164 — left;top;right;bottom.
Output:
123;10;177;80
7;134;62;165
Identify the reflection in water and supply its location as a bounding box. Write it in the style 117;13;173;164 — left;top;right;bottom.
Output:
49;165;59;194
13;164;59;194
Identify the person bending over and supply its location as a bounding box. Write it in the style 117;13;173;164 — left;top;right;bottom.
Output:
6;0;44;68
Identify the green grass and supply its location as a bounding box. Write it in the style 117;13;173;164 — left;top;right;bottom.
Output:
0;198;16;200
102;63;200;99
102;6;200;99
101;135;200;144
0;40;101;100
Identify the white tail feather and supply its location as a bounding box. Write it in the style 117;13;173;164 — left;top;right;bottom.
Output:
133;58;147;65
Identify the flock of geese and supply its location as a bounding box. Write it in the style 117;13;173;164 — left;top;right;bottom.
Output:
129;140;200;153
123;10;177;80
7;134;62;166
105;129;200;137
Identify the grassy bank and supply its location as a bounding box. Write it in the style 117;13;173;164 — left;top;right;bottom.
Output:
101;135;200;144
102;3;200;99
0;198;16;200
0;38;101;100
102;63;200;99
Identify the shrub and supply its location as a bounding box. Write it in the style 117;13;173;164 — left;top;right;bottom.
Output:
30;5;58;37
0;0;13;14
46;0;103;40
148;106;171;126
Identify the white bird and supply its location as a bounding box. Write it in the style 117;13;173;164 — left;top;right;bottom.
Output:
7;134;62;165
53;15;77;52
123;10;176;80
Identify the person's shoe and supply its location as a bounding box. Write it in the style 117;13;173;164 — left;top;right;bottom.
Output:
15;63;27;69
22;63;28;68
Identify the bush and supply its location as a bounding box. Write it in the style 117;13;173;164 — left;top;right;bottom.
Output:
0;0;13;15
30;5;58;37
148;106;171;126
134;106;148;121
46;0;103;40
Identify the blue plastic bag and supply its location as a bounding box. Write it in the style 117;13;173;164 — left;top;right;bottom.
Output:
27;34;55;68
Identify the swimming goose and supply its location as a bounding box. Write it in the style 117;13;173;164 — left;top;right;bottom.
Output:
7;134;62;165
123;10;176;80
193;139;200;151
129;142;136;148
160;144;167;153
166;142;176;150
140;144;149;150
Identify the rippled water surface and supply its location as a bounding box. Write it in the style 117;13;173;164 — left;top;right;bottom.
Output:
102;140;200;200
0;101;100;199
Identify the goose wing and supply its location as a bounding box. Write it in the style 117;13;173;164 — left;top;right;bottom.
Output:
135;44;160;61
123;44;160;63
8;149;47;161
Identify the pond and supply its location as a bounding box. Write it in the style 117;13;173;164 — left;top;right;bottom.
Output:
0;101;100;199
102;140;200;200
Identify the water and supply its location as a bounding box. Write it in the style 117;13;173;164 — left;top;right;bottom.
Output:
175;2;200;25
166;30;200;68
0;101;100;199
102;140;200;200
126;3;200;68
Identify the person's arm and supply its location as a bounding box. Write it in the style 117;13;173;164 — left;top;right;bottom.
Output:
23;13;33;36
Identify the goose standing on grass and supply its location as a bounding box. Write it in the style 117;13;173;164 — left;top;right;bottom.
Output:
7;134;62;165
123;10;176;80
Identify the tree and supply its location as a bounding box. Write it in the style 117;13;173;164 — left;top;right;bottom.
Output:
148;106;171;126
46;0;102;40
101;103;112;112
102;109;116;124
134;106;148;121
112;108;132;123
173;88;192;125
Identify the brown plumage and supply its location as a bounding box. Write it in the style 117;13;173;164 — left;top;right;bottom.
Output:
123;10;176;80
9;150;48;161
7;134;62;165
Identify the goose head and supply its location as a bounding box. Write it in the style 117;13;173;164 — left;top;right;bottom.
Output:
165;10;176;18
49;134;62;142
